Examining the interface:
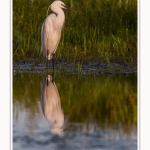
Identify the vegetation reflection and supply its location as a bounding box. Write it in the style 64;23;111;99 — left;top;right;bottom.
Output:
13;73;137;135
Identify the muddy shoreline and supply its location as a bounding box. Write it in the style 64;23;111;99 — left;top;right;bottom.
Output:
13;61;137;75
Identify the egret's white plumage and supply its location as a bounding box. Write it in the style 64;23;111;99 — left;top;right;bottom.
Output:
41;75;64;135
41;0;75;65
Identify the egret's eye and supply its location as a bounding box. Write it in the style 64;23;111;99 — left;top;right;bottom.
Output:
61;4;65;7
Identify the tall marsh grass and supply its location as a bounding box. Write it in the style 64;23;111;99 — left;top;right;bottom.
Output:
13;0;137;64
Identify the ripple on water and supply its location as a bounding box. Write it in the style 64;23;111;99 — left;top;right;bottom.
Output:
13;130;137;150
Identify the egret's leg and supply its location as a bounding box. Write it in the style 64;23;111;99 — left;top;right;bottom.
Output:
52;53;55;70
47;49;50;69
46;60;48;69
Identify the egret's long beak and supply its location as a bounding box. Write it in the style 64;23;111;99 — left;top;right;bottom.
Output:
62;4;76;13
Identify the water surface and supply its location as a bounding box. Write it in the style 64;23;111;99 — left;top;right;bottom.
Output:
13;72;137;150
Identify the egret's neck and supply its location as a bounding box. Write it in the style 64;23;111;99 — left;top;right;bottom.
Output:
57;9;65;25
51;7;65;27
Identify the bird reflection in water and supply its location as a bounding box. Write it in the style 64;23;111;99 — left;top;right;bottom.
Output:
41;74;64;136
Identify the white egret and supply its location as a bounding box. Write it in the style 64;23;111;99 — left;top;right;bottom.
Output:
41;75;64;135
41;0;76;69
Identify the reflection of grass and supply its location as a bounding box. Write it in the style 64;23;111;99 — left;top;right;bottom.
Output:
13;0;137;65
13;73;137;132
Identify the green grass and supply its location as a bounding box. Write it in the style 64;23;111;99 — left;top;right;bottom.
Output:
13;0;137;65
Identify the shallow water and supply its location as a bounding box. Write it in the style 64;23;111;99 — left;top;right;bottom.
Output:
13;61;137;75
13;70;137;150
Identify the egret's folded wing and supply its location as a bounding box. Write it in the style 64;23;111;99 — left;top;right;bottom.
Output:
41;18;52;56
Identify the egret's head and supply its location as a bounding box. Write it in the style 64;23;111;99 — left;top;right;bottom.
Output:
57;1;66;9
51;0;76;13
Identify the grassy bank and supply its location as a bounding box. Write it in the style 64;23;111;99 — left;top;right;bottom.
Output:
13;0;137;65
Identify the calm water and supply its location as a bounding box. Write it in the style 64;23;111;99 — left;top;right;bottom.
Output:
13;72;137;150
